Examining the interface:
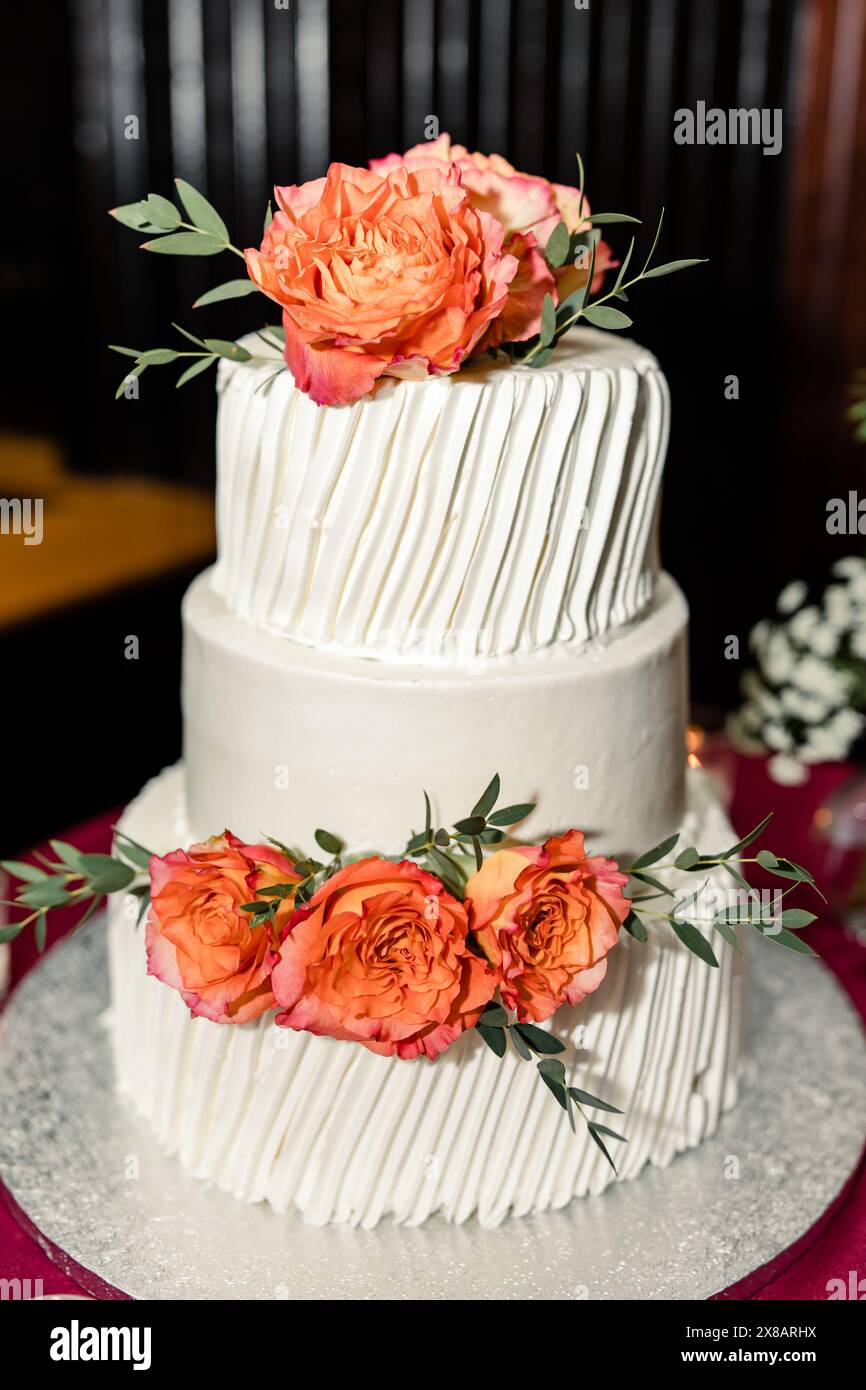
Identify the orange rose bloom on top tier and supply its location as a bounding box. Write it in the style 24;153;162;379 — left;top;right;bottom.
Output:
465;830;629;1024
146;833;300;1025
370;133;615;339
271;858;495;1059
244;161;522;406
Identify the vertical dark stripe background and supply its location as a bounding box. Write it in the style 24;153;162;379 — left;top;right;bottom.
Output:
2;0;866;707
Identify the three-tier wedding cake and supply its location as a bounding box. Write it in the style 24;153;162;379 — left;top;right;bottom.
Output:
107;326;746;1228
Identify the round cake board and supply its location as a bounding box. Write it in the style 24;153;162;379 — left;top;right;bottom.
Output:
1;920;864;1300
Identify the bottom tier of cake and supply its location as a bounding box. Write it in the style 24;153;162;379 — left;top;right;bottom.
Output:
107;765;746;1230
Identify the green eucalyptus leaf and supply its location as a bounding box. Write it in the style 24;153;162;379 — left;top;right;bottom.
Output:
49;840;84;871
722;813;773;859
453;815;487;836
142;231;225;256
203;338;253;361
479;1003;508;1028
513;1023;566;1056
115;365;146;399
471;774;500;820
142;193;181;229
760;926;817;956
112;834;153;872
35;914;48;952
88;864;136;895
194;278;260;308
478;827;506;845
671;918;719;968
476;1023;506;1058
540;293;556;345
136;349;179;366
176;356;217;388
545;221;571;267
630;832;679;870
777;909;817;930
0;923;25;944
568;1087;623;1115
0;860;48;883
525;345;554;369
582;304;633;331
509;1028;533;1061
622;910;648;943
487;803;535;827
18;880;72;909
588;213;642;225
643;258;707;279
109;202;152;231
315;828;344;856
675;847;700;870
174;178;229;241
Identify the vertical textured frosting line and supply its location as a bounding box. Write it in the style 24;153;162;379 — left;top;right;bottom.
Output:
212;330;670;663
108;764;745;1230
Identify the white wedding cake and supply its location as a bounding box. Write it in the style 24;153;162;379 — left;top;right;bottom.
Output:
107;329;746;1228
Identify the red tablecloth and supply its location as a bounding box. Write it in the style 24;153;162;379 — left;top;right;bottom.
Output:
2;755;865;1300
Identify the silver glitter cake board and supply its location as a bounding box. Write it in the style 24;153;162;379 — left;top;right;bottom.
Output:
1;920;865;1301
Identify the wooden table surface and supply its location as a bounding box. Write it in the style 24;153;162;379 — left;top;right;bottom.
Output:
0;435;215;631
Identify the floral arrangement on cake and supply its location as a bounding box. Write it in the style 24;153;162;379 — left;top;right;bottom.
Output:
1;777;820;1169
730;557;866;785
108;135;705;407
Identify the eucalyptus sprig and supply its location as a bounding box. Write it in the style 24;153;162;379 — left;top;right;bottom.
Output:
0;829;153;953
108;322;282;399
519;153;706;369
108;178;279;396
623;813;822;967
403;774;535;895
475;1001;627;1173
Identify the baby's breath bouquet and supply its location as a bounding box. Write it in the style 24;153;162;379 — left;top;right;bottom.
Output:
730;557;866;784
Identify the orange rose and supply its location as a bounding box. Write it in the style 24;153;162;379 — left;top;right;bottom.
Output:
146;833;300;1024
465;830;628;1024
244;161;518;406
370;134;615;335
271;857;495;1059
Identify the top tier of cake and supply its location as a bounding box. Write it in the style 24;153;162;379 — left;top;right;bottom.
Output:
211;328;669;664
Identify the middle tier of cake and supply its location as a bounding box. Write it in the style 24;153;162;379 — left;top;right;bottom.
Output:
182;566;688;855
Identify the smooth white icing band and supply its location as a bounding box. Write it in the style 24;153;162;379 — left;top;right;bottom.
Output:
182;567;688;856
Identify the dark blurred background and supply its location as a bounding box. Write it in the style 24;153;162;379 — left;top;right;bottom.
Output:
1;0;865;851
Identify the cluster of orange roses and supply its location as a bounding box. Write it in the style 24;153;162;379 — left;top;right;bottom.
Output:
146;828;630;1061
244;133;613;406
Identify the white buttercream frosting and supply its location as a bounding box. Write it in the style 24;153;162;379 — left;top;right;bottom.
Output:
107;764;745;1229
182;566;688;856
211;329;669;663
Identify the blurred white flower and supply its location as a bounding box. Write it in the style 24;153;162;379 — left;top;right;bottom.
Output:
780;686;831;722
823;584;854;628
749;619;771;655
787;606;821;645
831;556;866;580
763;721;793;751
800;726;850;762
767;753;809;785
764;631;796;683
777;580;807;614
851;627;866;660
791;655;850;702
811;624;840;658
828;707;865;743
